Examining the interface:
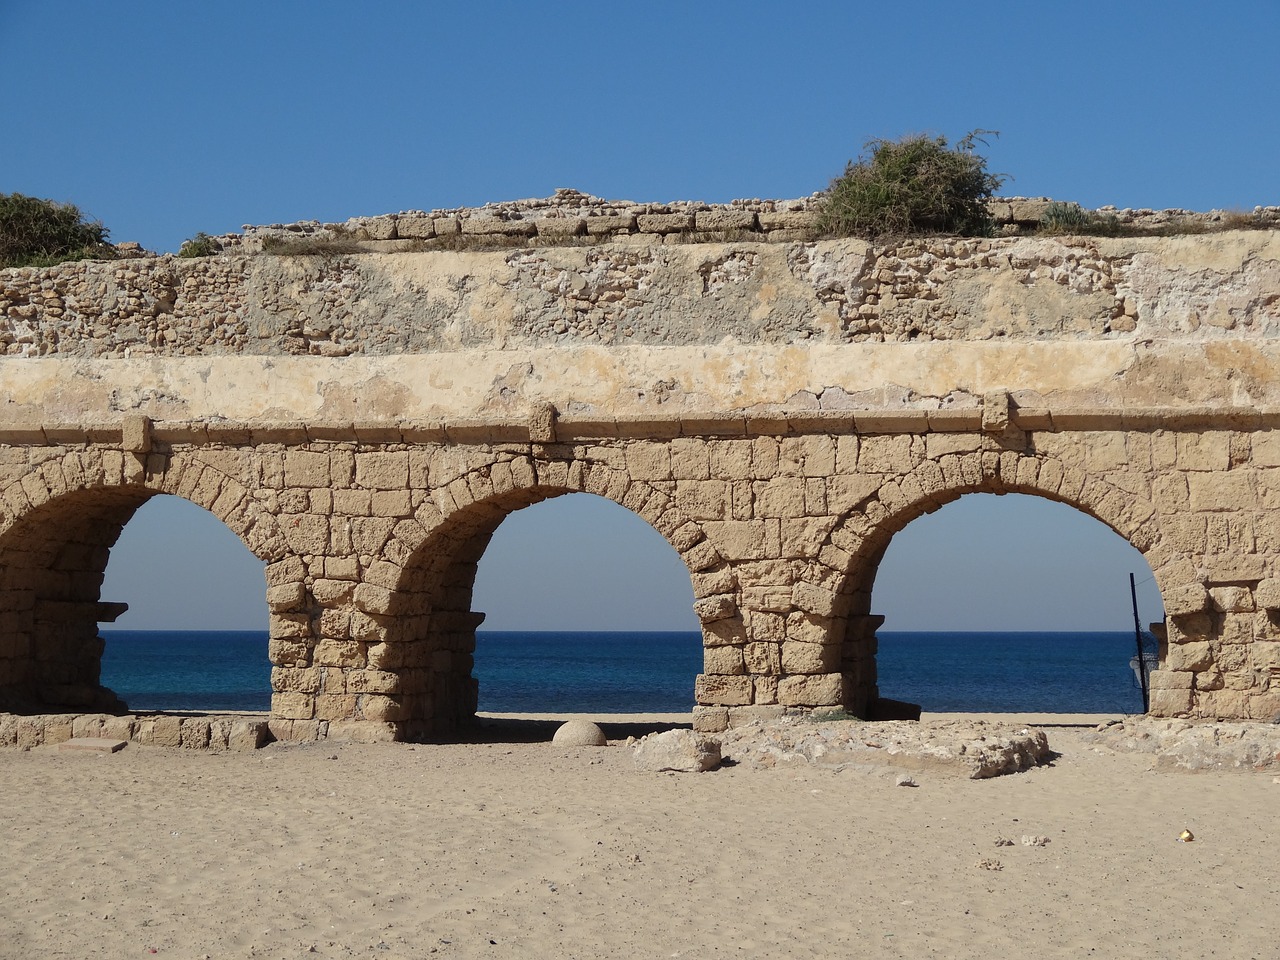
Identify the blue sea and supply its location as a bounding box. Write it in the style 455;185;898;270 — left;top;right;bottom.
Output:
99;630;1154;715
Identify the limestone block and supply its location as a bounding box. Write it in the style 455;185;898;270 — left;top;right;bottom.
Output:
777;673;843;707
675;480;729;520
706;647;747;675
753;675;780;704
150;715;183;747
694;210;755;231
754;478;807;518
229;720;269;751
359;694;406;722
311;578;355;606
1247;688;1280;721
695;673;753;706
370;490;412;518
272;692;315;720
265;581;306;613
624;444;670;481
1166;640;1214;672
121;414;152;454
825;475;880;514
353;582;394;615
1083;432;1127;472
536;217;586;237
858;435;914;474
346;669;401;694
315;694;358;721
349;611;390;643
1176;433;1231;471
584;214;637;235
180;718;211;749
1206;555;1265;583
355;452;409;490
324;720;399;743
1147;669;1193;690
692;706;729;733
283;451;330;488
693;594;737;623
313;639;366;668
743;641;781;674
792;583;839;618
271;666;322;693
702;618;746;647
1250;642;1280;670
1188;471;1254;511
633;730;721;772
1209;585;1255;613
669;438;710;480
103;716;135;742
782;640;839;674
637;213;694;234
1163;583;1210;617
397;215;435;239
781;517;839;558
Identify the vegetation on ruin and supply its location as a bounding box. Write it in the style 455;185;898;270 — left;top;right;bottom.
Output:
177;231;221;258
0;193;115;268
817;131;1005;239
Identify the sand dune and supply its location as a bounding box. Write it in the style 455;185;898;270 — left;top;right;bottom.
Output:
2;718;1277;959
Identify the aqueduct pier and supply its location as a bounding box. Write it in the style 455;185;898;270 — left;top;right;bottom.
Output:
3;196;1280;740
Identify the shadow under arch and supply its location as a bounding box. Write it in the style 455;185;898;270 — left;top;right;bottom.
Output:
371;457;726;740
0;450;289;714
825;451;1173;716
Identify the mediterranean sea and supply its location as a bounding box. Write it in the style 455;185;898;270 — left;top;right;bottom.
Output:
99;629;1154;715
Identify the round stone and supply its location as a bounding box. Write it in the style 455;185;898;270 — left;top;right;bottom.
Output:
552;719;607;747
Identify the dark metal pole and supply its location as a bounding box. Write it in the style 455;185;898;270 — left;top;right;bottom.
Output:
1130;572;1149;713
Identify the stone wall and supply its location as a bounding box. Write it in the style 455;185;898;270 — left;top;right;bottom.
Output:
2;198;1280;740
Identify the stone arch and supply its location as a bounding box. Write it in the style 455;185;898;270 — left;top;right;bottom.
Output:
347;447;729;739
816;441;1175;716
0;447;293;713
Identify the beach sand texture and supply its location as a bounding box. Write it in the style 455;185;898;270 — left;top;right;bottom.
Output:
2;717;1276;960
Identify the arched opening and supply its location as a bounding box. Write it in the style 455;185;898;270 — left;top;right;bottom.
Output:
0;485;152;713
868;492;1164;714
98;495;269;712
471;492;699;714
383;470;710;740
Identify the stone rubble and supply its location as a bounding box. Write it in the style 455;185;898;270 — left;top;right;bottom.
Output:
716;716;1051;778
1081;716;1280;771
0;711;270;751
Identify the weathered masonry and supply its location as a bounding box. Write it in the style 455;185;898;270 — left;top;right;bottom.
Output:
3;195;1280;740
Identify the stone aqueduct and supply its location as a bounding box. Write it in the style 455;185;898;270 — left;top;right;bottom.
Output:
3;194;1280;740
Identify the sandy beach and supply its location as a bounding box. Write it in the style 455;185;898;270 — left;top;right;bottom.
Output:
2;714;1277;960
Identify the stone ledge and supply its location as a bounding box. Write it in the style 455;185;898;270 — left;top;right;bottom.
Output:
8;406;1280;447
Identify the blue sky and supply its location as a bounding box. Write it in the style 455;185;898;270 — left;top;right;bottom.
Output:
7;2;1274;632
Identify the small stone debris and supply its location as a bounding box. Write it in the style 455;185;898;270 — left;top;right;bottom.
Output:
59;737;127;754
894;774;919;787
994;838;1015;847
1021;835;1050;847
976;858;1004;871
1081;717;1280;772
718;717;1051;778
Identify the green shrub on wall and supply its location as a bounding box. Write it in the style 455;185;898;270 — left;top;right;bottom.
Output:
0;193;113;268
818;131;1005;239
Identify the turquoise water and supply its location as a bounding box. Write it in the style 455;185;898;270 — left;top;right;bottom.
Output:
99;629;1154;714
